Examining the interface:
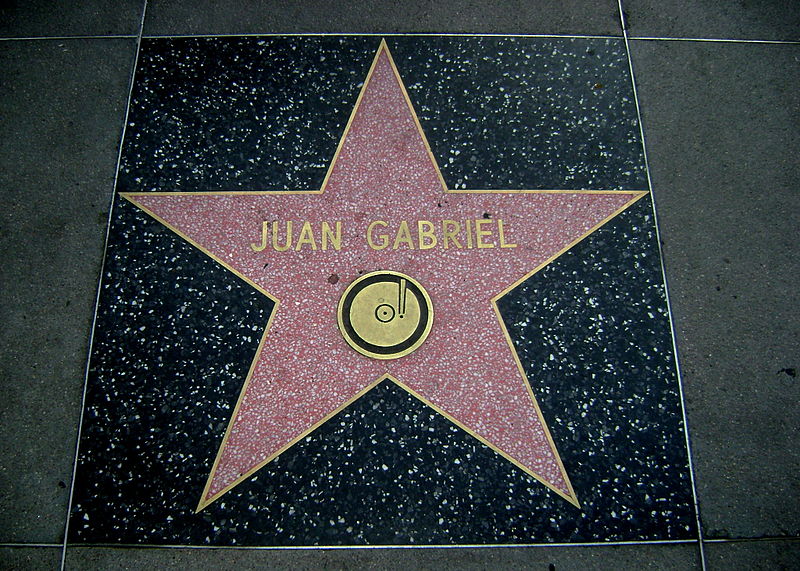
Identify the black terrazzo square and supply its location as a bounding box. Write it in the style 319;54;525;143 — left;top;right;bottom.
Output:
69;35;696;546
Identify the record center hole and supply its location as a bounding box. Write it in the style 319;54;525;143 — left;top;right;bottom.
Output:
375;304;395;323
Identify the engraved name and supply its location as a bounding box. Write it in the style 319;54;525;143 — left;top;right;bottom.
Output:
250;219;517;252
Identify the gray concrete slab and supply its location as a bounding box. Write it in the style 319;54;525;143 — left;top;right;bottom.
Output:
0;546;62;569
142;0;623;37
0;1;796;569
65;543;700;570
705;539;800;570
0;38;136;542
0;1;143;38
622;0;800;41
629;40;800;538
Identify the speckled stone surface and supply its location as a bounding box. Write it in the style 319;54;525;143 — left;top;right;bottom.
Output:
70;36;694;546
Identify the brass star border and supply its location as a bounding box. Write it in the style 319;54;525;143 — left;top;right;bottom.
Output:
121;39;647;512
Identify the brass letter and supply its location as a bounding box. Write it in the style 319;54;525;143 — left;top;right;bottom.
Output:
367;220;389;250
272;220;293;252
442;220;462;249
295;221;317;251
250;221;268;252
321;221;342;251
417;220;437;250
392;221;415;250
497;219;517;249
475;219;494;249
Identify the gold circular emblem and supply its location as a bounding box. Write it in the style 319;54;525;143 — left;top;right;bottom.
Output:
337;271;433;360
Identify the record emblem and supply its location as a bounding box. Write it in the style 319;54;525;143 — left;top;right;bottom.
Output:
337;271;433;360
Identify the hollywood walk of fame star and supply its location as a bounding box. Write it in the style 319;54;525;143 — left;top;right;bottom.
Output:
122;40;645;512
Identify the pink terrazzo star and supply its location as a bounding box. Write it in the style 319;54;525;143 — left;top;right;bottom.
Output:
123;40;645;511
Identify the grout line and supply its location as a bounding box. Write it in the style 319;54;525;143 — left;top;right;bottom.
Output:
1;32;796;44
0;34;137;41
62;539;698;550
58;2;149;569
628;35;800;45
703;537;800;544
138;32;623;39
617;1;707;570
140;32;800;44
0;543;63;548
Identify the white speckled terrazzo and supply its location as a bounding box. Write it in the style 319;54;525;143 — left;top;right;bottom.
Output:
70;36;695;546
